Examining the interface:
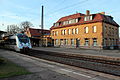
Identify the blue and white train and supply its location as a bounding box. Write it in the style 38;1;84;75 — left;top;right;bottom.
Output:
3;33;32;53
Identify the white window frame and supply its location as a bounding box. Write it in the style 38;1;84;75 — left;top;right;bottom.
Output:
56;31;58;36
68;29;71;35
93;38;97;46
64;29;66;35
85;27;88;33
93;26;97;33
75;28;78;34
85;39;89;46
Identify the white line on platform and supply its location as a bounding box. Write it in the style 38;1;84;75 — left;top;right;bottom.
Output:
60;69;73;72
72;72;92;78
60;68;92;78
47;64;55;68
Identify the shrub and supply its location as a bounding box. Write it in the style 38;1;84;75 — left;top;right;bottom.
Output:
0;58;4;64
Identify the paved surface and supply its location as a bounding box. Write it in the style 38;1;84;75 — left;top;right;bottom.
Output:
0;49;120;80
33;47;120;58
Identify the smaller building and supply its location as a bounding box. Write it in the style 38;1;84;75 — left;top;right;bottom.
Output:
0;31;7;40
25;28;51;47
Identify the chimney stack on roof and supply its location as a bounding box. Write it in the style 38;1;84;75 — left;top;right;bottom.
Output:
100;12;105;15
86;10;90;15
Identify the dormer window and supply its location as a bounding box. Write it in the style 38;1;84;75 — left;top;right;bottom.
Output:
63;21;69;25
69;18;78;24
54;23;59;27
84;15;92;21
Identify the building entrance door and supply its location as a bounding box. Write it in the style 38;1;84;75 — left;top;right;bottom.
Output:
76;39;80;48
60;39;64;46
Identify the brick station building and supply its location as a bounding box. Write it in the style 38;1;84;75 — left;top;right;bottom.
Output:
25;28;51;47
50;10;119;49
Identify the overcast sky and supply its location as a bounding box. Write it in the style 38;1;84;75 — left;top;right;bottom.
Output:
0;0;120;33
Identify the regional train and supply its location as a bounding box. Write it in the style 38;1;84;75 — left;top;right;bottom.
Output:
2;33;32;53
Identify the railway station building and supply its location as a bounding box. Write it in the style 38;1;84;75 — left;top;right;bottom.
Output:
50;10;119;49
25;28;52;47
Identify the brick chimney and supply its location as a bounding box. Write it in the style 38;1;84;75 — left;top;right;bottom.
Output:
86;10;90;15
100;12;105;15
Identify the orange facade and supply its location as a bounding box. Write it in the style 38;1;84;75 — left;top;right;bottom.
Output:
51;11;119;49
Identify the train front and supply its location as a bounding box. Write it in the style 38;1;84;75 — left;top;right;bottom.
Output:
16;33;32;53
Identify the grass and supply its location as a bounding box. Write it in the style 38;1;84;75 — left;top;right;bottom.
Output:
0;57;32;78
0;58;4;64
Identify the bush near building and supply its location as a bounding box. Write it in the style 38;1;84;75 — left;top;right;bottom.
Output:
0;58;4;64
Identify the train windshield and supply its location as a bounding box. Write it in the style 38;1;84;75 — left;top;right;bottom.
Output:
17;34;29;43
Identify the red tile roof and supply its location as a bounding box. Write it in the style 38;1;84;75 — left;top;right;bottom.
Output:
51;12;119;30
27;28;50;37
57;13;84;22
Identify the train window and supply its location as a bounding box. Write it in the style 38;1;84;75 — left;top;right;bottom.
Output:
4;39;16;45
11;39;16;45
17;34;29;43
19;38;29;43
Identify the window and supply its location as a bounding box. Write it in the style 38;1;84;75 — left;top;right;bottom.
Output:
56;31;58;36
68;19;78;24
55;39;58;45
75;18;78;23
64;30;67;35
61;30;66;35
69;19;72;24
68;29;71;35
84;15;93;21
52;31;54;36
84;16;87;21
54;23;59;27
93;38;97;46
71;39;74;45
63;21;69;25
61;30;64;35
10;39;16;45
64;39;68;45
60;39;64;45
72;29;75;34
84;38;89;46
93;26;97;33
54;31;56;36
104;26;107;30
84;27;88;33
75;28;78;34
90;15;93;20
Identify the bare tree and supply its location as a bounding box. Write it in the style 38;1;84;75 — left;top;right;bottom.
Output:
7;25;20;35
20;21;33;31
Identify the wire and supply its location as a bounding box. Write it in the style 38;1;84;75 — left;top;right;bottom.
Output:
44;0;89;16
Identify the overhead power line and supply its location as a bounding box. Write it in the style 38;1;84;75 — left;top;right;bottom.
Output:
45;0;89;16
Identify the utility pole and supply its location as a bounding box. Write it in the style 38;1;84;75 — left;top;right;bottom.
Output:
41;5;44;47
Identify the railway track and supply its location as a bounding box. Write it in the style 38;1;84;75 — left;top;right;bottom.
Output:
26;49;120;76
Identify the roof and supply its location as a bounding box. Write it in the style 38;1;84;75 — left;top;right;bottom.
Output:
27;28;50;37
57;13;85;22
51;12;119;30
0;30;7;33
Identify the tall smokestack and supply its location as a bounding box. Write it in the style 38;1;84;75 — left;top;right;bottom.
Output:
41;5;44;47
41;5;44;31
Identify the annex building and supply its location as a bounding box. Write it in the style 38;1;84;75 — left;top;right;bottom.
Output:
25;28;51;47
50;10;119;49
